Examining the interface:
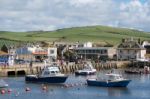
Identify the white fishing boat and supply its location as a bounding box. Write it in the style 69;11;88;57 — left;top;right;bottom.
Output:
75;62;96;75
87;73;131;87
25;64;68;83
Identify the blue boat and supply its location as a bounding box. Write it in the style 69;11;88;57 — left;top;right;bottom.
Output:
25;64;68;83
75;62;96;76
87;73;131;87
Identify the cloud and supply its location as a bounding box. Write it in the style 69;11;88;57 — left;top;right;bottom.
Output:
0;0;150;32
119;0;150;31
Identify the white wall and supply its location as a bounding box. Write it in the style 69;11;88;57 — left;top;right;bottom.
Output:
83;42;92;47
47;47;57;60
140;49;146;59
118;49;146;60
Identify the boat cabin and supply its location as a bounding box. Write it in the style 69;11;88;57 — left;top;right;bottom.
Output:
40;66;61;77
105;74;124;81
84;63;94;70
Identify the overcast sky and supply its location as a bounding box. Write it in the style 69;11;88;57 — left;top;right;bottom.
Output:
0;0;150;32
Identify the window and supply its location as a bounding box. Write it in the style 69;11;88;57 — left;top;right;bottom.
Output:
50;50;54;54
120;50;122;53
51;71;55;74
104;50;107;53
44;71;49;75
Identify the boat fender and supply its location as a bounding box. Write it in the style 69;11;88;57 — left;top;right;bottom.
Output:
64;84;69;88
42;86;47;91
75;83;78;86
70;84;74;87
25;87;31;92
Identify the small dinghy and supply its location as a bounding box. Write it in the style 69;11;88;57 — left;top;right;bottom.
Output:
75;62;96;76
0;79;8;88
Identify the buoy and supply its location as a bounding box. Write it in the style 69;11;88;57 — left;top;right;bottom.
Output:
7;89;12;93
42;86;47;90
64;84;69;88
25;87;31;92
70;84;74;87
0;89;6;94
75;83;78;86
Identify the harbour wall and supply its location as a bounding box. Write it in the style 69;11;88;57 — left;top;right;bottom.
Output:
0;61;130;77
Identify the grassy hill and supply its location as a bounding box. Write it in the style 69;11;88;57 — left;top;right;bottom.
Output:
0;25;150;47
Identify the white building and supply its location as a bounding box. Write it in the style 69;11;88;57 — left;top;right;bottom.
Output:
16;44;57;62
117;38;146;61
74;47;116;60
47;47;57;61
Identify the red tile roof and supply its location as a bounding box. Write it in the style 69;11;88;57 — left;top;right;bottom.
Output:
32;51;47;55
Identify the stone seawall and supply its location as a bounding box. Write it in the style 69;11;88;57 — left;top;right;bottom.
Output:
0;61;130;77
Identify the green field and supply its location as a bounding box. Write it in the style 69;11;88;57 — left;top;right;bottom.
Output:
0;25;150;47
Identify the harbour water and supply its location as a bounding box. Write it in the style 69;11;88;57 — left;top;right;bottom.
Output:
0;70;150;99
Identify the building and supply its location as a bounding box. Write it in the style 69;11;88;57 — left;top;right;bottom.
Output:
0;44;16;66
117;38;146;61
16;44;57;62
142;41;150;59
0;51;14;66
74;47;116;61
142;41;150;54
47;47;57;61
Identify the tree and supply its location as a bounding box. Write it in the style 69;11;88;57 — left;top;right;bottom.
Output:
63;50;78;62
1;44;8;53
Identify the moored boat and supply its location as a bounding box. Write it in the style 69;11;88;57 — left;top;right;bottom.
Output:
125;66;150;74
87;73;131;87
75;62;96;76
124;70;142;74
0;79;8;88
25;64;68;83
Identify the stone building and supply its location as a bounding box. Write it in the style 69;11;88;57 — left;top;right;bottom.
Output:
117;38;146;61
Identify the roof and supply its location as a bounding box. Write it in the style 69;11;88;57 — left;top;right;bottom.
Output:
74;47;113;50
118;40;144;49
32;52;47;55
0;51;8;55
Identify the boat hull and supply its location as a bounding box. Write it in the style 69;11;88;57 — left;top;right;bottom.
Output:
0;84;8;88
124;70;142;74
25;76;68;83
87;79;131;87
75;71;96;76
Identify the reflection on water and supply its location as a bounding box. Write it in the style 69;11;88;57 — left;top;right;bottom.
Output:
0;70;150;99
107;87;130;96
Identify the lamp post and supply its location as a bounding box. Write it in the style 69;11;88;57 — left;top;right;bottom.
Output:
84;49;86;61
97;54;100;63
